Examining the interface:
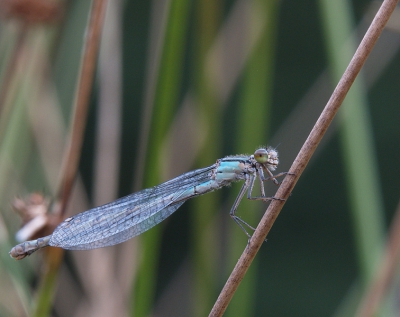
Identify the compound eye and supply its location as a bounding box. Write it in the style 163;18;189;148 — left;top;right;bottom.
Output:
254;148;269;163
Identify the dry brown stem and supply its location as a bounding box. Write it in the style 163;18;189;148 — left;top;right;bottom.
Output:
17;1;110;315
209;0;399;315
57;0;108;217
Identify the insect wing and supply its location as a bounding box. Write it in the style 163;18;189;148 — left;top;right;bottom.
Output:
49;165;214;250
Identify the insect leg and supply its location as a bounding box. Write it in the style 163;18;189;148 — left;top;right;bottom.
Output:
247;169;285;202
229;174;258;238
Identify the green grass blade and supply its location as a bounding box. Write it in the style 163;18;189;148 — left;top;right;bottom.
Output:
319;0;385;282
225;1;279;316
189;0;222;316
132;0;192;316
318;0;386;315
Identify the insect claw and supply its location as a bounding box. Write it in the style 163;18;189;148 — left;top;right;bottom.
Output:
272;196;286;202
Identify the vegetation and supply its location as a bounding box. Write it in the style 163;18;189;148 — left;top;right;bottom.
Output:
0;0;399;316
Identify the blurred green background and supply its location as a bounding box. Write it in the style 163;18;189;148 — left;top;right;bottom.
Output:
0;0;399;316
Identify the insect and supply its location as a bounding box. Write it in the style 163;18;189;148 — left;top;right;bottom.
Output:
10;147;286;260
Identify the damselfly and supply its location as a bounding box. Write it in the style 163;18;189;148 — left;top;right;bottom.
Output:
10;147;286;260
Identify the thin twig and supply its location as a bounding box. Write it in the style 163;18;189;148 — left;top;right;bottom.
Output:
43;0;108;261
209;0;399;315
30;1;108;316
57;0;108;217
355;199;400;317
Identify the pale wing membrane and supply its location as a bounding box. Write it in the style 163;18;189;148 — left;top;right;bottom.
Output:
49;165;215;250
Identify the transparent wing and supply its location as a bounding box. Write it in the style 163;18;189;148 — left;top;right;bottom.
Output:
49;165;215;250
